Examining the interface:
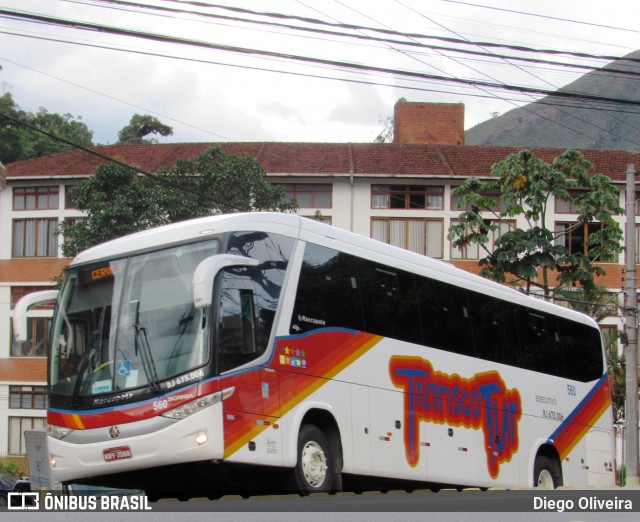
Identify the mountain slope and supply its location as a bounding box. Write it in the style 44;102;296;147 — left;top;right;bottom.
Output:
465;50;640;150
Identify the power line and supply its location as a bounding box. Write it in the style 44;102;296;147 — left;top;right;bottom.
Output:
0;110;240;210
389;0;640;151
155;0;640;62
63;0;640;78
3;8;640;109
441;0;640;35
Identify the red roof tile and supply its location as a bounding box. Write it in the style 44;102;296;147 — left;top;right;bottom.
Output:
6;142;639;182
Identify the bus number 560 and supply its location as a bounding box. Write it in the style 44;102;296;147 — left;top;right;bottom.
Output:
153;399;168;411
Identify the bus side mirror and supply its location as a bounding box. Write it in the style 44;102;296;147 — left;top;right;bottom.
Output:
13;290;59;342
193;254;259;309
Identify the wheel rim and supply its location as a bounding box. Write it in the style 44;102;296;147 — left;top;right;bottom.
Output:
537;469;554;488
300;440;327;488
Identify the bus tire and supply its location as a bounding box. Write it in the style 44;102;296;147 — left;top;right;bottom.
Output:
293;424;334;493
534;455;560;489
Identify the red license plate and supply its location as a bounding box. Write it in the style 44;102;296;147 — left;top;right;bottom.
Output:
103;446;132;462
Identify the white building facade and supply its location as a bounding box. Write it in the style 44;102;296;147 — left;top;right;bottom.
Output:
0;101;637;456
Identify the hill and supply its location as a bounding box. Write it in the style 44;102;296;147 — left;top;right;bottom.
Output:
464;50;640;150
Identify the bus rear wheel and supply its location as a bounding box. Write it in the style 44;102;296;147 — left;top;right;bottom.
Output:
534;456;560;489
293;424;334;493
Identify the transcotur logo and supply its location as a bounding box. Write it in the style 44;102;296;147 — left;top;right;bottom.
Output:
7;492;152;511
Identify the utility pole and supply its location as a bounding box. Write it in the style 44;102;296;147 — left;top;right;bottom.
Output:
625;162;639;486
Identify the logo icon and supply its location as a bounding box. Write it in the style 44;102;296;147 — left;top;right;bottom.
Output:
7;492;39;510
108;426;120;439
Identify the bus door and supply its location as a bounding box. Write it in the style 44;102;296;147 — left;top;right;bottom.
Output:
217;267;282;464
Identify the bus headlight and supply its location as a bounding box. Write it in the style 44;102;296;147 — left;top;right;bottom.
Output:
48;424;73;440
161;392;221;420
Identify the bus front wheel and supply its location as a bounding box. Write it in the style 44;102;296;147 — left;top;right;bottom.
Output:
293;424;334;494
534;456;560;489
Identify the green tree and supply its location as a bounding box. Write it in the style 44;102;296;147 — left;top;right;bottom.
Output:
117;114;173;144
605;328;626;424
552;285;619;323
20;108;94;158
0;92;94;162
60;146;298;258
0;92;25;162
448;149;623;296
374;115;394;143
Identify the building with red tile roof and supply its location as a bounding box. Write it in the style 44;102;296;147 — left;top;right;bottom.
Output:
0;100;637;456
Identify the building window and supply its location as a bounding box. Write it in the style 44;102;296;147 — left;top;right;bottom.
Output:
13;186;59;210
9;386;48;409
280;184;332;208
12;218;58;257
12;317;51;357
450;187;501;212
371;218;443;258
8;417;46;455
555;222;618;262
65;184;78;209
372;185;444;210
450;219;515;260
555;190;588;214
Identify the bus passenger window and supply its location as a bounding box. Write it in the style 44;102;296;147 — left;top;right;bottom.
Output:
416;277;473;356
558;319;603;381
517;310;563;375
291;243;364;334
468;291;521;366
358;262;422;344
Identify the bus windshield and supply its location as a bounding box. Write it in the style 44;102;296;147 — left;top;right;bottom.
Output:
50;240;218;399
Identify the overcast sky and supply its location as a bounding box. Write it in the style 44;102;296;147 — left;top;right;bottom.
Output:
1;0;640;146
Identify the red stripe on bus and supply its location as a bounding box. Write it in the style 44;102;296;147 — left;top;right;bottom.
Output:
551;378;611;459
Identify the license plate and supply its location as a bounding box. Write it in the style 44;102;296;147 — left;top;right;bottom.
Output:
103;446;132;462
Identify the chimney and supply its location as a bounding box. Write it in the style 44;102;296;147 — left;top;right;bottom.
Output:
393;100;464;145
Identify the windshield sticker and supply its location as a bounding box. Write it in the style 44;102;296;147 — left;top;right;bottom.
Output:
92;380;113;395
390;356;522;479
125;370;139;388
117;360;132;377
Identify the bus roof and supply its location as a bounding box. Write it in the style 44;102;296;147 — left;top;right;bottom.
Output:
70;212;598;328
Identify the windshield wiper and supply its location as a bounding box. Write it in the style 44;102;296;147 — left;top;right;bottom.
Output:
133;301;161;393
165;304;196;376
71;303;107;406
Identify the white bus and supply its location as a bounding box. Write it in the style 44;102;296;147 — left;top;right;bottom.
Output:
14;212;615;496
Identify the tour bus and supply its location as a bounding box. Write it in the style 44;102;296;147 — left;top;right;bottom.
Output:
14;212;615;496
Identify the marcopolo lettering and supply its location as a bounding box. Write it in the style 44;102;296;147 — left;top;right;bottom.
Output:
389;356;522;478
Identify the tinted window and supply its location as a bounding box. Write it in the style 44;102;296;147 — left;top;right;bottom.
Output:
515;308;563;375
291;243;364;334
416;277;474;357
290;241;603;383
218;232;295;372
358;261;422;344
468;291;521;366
558;319;603;381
